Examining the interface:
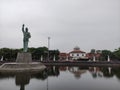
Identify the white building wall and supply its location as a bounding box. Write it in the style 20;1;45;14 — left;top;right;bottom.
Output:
70;53;86;60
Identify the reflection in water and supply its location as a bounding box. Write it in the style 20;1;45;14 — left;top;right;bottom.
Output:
15;73;30;90
15;66;60;90
0;66;120;80
108;67;112;74
43;66;120;80
1;66;120;90
69;67;87;79
89;67;103;78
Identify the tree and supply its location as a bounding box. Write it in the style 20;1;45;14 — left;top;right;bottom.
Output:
0;48;20;61
101;50;113;61
49;50;60;60
96;50;101;54
90;49;96;54
0;47;49;61
113;48;120;60
31;47;48;60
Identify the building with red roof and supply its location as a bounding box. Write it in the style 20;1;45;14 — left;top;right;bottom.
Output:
59;53;69;60
69;46;88;60
59;46;89;61
86;53;101;61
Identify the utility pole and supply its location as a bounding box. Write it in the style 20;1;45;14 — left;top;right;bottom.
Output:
48;37;50;61
47;37;50;90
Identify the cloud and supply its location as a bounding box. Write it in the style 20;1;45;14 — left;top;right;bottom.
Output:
0;0;120;52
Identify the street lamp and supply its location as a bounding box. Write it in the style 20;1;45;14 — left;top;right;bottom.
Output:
48;37;50;61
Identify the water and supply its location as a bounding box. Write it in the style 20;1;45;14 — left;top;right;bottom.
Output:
0;66;120;90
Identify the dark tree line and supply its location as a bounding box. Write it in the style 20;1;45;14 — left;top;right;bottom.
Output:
113;48;120;60
90;47;120;61
0;47;60;62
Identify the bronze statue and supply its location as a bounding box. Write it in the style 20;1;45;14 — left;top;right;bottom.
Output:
22;24;31;52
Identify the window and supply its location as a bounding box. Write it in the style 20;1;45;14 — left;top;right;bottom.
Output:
72;54;74;56
71;54;74;56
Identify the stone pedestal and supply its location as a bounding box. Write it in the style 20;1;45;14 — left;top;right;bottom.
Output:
16;52;32;63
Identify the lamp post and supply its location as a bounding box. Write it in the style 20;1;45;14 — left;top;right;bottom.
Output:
47;37;50;90
48;37;50;61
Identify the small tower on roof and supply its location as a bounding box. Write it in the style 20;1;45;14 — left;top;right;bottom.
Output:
74;46;80;51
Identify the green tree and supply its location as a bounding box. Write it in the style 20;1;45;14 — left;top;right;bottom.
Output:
90;49;96;54
101;50;113;61
113;48;120;60
0;48;21;62
31;47;48;60
49;50;60;60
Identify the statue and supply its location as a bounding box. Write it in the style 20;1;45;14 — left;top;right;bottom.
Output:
22;24;31;52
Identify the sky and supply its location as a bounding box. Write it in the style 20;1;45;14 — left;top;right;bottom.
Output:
0;0;120;53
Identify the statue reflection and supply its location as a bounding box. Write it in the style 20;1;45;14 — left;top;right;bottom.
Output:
15;72;30;90
14;67;59;90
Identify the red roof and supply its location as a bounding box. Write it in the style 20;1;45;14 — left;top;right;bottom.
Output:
86;53;101;58
70;50;85;53
59;53;67;57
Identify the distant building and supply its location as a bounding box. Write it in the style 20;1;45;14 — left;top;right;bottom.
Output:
86;53;101;61
69;46;88;60
59;46;90;61
59;53;69;60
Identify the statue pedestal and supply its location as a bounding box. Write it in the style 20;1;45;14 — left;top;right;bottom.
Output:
16;52;32;63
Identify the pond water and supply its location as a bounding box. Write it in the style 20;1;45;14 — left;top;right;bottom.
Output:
0;66;120;90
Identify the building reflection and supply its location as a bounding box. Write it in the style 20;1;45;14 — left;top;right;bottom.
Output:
69;67;87;79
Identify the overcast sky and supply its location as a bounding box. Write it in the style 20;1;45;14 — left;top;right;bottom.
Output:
0;0;120;52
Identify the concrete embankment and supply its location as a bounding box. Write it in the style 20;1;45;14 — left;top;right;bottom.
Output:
1;61;120;67
0;62;46;73
42;61;120;67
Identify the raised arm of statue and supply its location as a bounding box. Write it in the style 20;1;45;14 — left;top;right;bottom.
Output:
22;24;25;33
